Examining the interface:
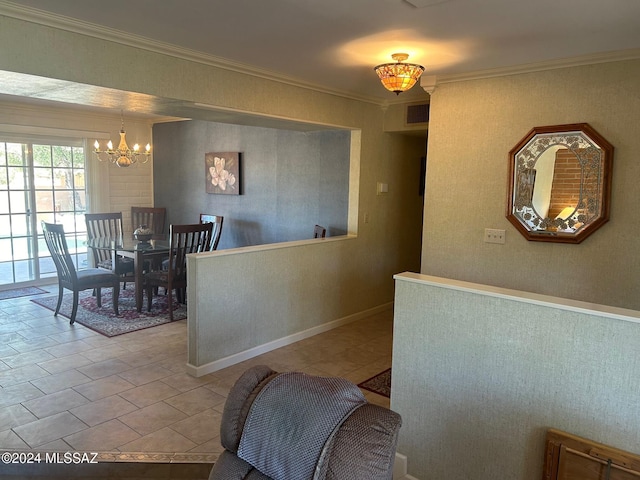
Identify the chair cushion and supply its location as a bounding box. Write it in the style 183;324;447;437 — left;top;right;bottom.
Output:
236;372;366;480
209;366;402;480
76;268;118;288
318;403;401;480
220;365;278;453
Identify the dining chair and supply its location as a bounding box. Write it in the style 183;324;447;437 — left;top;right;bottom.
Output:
42;221;120;325
313;224;326;238
131;206;166;237
85;212;134;287
199;213;224;250
145;222;213;320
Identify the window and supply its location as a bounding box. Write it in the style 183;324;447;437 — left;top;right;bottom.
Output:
0;138;87;286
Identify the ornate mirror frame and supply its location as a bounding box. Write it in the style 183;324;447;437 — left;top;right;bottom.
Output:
506;123;613;244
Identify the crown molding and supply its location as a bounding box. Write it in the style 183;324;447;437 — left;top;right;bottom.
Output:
3;1;638;108
0;1;384;106
434;48;640;85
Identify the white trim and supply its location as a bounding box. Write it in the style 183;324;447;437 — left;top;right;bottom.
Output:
0;1;382;106
393;452;420;480
3;2;637;105
193;102;356;131
394;272;640;325
185;302;393;377
434;48;640;85
192;234;356;260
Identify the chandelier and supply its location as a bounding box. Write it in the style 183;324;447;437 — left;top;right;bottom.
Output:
374;53;425;95
94;115;151;168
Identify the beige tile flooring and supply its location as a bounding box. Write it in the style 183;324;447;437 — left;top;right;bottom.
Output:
0;285;392;459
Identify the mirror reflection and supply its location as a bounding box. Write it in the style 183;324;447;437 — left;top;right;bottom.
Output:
507;123;613;243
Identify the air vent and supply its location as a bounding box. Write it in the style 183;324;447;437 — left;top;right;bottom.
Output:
406;103;430;124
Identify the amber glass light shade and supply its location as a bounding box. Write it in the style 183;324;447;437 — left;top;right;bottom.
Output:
374;53;425;95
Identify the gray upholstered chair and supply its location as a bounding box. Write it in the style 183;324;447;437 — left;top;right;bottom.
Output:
42;221;120;324
209;365;402;480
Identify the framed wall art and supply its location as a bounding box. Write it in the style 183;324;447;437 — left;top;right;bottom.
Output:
206;152;241;195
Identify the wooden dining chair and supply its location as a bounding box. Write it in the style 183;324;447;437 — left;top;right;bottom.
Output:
131;206;166;237
42;221;120;324
85;212;134;287
199;213;224;250
145;222;213;320
314;224;326;238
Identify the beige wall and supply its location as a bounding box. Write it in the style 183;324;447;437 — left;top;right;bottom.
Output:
0;14;423;324
392;273;640;480
421;59;640;310
0;101;154;228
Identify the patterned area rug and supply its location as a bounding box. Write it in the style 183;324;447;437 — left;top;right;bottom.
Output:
0;286;47;301
358;368;391;398
32;288;186;337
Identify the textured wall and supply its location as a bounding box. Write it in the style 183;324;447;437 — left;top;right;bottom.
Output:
392;273;640;480
152;120;350;248
422;59;640;310
0;14;424;327
187;237;372;371
0;101;153;226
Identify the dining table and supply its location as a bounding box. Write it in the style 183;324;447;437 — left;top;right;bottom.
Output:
86;235;170;312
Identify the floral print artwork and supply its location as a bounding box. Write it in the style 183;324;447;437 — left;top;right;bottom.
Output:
206;152;240;194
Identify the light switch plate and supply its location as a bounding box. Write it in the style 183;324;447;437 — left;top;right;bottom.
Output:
484;228;505;244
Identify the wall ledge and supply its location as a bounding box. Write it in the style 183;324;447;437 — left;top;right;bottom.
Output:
394;272;640;325
193;234;357;260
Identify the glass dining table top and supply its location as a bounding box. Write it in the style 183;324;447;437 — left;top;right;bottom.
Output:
86;236;170;253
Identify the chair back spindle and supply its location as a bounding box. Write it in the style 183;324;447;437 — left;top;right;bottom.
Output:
42;222;78;289
131;207;166;237
85;212;124;268
199;213;224;250
145;222;213;320
42;221;120;324
314;224;326;238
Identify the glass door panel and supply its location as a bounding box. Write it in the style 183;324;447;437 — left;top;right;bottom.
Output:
0;139;87;287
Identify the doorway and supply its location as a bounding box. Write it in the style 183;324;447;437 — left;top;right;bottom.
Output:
0;139;87;288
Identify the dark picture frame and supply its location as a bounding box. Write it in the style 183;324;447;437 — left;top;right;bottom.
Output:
205;152;241;195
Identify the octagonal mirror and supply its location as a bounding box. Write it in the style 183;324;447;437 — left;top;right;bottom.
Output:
506;123;613;243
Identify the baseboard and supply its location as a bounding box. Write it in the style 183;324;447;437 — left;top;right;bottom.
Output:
186;302;394;377
394;452;420;480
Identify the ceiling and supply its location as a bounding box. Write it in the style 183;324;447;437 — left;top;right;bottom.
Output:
1;0;640;116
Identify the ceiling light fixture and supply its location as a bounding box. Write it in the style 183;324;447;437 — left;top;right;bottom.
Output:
374;53;425;95
94;114;151;168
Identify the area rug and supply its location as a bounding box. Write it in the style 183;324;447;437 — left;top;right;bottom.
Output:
358;368;391;398
0;286;47;301
31;288;186;337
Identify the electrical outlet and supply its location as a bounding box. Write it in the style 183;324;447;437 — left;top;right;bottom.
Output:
484;228;505;244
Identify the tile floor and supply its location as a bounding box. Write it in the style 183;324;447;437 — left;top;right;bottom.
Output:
0;285;392;460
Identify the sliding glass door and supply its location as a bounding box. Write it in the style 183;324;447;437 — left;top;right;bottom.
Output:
0;138;87;287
